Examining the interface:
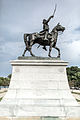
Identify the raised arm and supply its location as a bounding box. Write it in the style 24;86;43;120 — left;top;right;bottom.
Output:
46;15;54;23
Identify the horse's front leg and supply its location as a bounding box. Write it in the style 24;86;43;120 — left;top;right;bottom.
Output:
54;46;60;58
48;42;53;57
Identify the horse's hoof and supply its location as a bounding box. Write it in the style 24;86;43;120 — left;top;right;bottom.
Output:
48;55;51;57
32;55;35;57
57;55;60;58
22;54;24;57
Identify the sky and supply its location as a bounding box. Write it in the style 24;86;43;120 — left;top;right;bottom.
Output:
0;0;80;76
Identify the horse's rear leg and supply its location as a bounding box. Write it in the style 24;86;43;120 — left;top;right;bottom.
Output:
54;46;60;58
22;46;35;57
22;47;28;56
29;41;35;57
30;49;35;57
29;46;35;57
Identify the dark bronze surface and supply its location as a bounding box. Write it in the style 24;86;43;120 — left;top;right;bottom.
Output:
22;7;65;58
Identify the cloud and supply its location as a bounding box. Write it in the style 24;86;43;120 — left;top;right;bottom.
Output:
75;27;80;32
60;40;80;67
0;0;80;76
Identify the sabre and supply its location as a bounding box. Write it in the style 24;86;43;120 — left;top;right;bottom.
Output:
53;4;57;17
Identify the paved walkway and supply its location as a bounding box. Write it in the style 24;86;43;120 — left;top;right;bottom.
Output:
0;88;8;99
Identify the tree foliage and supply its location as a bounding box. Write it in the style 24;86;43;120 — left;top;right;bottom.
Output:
0;74;11;86
66;66;80;88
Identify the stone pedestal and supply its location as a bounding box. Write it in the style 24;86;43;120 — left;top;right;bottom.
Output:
0;57;80;119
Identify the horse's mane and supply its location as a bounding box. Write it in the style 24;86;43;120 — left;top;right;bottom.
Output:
50;25;57;34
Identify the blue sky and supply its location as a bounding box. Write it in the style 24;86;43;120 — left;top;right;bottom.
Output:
0;0;80;76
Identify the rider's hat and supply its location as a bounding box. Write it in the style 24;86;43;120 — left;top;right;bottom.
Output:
43;19;47;23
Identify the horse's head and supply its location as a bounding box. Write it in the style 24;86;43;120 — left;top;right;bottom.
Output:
51;23;65;33
56;23;65;32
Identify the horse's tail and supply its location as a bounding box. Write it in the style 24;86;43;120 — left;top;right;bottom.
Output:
24;33;30;47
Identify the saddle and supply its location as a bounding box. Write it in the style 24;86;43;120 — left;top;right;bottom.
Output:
36;32;52;40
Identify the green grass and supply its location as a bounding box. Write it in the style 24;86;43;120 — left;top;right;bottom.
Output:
0;90;7;94
71;91;80;95
76;99;80;102
0;97;3;101
71;92;80;102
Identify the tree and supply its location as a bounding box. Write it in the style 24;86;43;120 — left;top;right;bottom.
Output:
0;75;11;86
66;66;80;88
7;74;11;79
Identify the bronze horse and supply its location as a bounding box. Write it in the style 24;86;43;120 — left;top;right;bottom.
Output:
22;23;65;57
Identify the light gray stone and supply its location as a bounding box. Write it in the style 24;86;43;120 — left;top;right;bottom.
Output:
0;58;80;117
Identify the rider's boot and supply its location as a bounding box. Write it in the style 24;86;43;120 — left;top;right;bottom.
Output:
43;46;47;51
44;34;48;40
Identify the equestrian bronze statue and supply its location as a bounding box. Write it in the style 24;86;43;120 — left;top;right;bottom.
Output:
22;7;65;57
